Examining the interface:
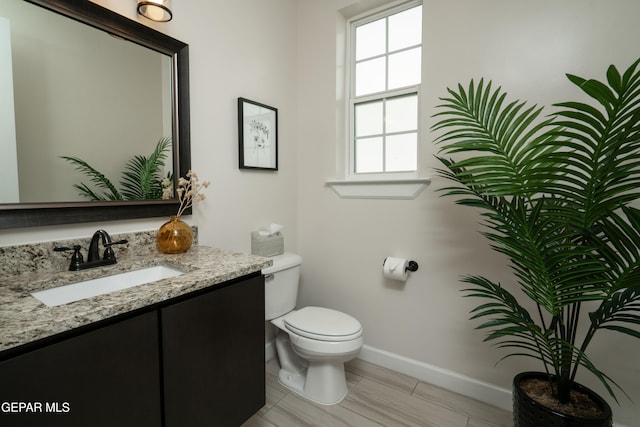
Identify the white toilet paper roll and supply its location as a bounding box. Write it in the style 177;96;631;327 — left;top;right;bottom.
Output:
383;257;409;282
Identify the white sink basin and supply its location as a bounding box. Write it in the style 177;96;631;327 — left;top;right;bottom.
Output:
31;265;184;307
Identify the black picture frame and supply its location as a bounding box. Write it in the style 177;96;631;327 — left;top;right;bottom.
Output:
238;97;278;170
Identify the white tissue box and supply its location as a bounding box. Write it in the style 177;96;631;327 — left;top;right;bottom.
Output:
251;231;284;257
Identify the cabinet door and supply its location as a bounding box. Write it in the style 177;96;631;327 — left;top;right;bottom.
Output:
0;311;161;427
162;275;265;427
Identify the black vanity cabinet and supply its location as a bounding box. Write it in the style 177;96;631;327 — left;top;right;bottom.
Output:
0;273;265;427
0;311;161;427
162;274;265;426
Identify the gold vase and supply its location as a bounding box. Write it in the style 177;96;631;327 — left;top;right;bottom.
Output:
157;215;193;254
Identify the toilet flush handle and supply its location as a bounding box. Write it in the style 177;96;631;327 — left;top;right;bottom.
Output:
264;274;274;281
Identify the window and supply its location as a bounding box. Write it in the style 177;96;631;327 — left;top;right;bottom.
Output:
350;2;422;176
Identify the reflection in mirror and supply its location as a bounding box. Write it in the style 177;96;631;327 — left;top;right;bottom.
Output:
1;0;172;203
0;15;19;203
0;0;191;229
61;136;173;201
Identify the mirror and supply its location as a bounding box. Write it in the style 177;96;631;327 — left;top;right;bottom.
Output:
0;0;191;229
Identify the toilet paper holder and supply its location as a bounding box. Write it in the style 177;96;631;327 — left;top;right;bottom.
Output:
383;258;419;272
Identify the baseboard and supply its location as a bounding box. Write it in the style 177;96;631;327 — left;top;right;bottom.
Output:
358;344;513;411
266;342;511;409
356;345;630;427
265;341;629;427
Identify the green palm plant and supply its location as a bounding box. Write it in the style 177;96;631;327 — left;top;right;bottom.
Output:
432;59;640;405
61;137;172;201
120;136;172;200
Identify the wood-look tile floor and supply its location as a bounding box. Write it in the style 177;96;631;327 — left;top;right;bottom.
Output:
242;358;512;427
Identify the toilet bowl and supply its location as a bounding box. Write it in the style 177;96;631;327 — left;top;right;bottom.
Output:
263;254;363;405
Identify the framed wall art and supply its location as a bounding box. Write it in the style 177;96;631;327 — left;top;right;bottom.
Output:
238;97;278;170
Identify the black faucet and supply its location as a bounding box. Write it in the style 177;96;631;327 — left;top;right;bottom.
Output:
54;230;128;271
88;229;114;262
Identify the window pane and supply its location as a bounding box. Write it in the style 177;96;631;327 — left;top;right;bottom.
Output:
355;18;386;61
355;101;383;137
386;95;417;133
355;137;383;173
388;6;422;51
386;133;417;172
388;48;421;90
355;57;386;96
350;4;422;177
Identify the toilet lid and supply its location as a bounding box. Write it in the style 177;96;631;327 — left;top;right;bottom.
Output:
284;306;362;342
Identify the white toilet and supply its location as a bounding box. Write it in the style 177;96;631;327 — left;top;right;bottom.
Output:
263;252;363;405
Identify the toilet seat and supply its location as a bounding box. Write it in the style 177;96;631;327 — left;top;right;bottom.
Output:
284;306;362;342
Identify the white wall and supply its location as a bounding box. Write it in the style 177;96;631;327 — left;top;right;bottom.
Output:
296;0;640;425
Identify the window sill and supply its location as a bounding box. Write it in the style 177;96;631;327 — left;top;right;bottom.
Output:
325;178;430;199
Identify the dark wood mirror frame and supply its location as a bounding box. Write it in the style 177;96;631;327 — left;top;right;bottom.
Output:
0;0;191;229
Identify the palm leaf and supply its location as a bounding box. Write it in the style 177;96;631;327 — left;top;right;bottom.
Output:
433;79;559;198
120;137;171;200
62;137;172;201
60;156;122;200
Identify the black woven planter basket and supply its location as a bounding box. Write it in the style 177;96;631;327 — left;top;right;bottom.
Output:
513;372;612;427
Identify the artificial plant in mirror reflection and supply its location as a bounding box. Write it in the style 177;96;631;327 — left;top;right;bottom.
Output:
61;137;173;201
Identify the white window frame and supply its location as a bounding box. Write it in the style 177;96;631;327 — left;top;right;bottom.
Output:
327;0;429;199
349;0;422;179
350;88;420;177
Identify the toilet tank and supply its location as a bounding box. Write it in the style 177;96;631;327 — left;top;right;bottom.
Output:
263;252;302;320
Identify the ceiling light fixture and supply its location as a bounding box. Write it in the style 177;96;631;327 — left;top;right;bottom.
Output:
137;0;173;22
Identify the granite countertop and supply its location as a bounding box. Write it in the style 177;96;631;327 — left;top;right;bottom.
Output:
0;246;272;354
